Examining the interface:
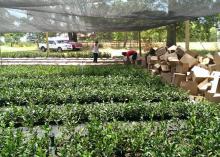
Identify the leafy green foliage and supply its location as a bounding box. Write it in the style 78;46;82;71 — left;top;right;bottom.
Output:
0;65;219;156
0;50;111;58
0;65;187;106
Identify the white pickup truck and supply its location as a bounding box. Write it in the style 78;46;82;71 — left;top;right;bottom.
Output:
39;38;73;52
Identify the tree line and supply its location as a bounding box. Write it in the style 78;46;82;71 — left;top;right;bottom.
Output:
1;14;220;47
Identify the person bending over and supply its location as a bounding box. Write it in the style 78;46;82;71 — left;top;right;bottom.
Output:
122;50;138;64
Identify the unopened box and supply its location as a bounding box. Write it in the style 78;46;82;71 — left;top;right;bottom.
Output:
168;57;179;66
214;52;220;64
168;52;178;58
154;63;161;70
198;78;211;92
197;64;208;70
191;66;210;83
186;50;199;58
170;66;177;74
161;64;170;72
180;81;198;95
180;53;198;68
209;72;220;93
208;64;220;72
176;46;185;58
172;73;186;86
156;47;167;57
159;52;169;61
176;63;189;74
168;45;177;52
149;56;158;64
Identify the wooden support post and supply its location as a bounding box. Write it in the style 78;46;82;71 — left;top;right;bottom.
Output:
138;31;142;56
46;32;50;57
185;20;190;51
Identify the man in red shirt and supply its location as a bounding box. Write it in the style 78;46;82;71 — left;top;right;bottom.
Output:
122;50;138;64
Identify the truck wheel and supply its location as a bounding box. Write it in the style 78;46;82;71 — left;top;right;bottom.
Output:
57;47;62;52
41;47;46;52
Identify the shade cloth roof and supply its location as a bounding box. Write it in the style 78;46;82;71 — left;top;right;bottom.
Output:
0;0;220;32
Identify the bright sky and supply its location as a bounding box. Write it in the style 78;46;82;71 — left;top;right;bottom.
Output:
7;9;27;18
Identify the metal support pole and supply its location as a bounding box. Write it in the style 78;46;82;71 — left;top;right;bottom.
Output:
46;32;50;57
185;20;190;51
138;31;142;56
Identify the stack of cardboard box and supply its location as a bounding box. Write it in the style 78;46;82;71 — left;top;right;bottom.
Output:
139;46;220;103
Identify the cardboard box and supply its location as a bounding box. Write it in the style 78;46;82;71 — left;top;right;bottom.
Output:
211;71;220;77
150;56;159;64
191;66;210;83
168;45;177;52
180;53;198;68
186;50;199;58
187;72;193;81
159;52;169;61
161;64;170;72
209;76;220;94
168;57;179;66
176;46;185;58
197;64;208;70
214;52;220;64
168;52;178;58
170;66;176;74
208;64;220;72
176;63;189;74
198;78;211;92
161;72;172;84
180;81;198;95
172;73;186;86
154;63;161;70
156;47;167;57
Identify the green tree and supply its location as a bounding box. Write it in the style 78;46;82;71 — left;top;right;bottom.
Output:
4;33;25;47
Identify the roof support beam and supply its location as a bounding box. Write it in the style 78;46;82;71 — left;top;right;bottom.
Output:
185;20;190;51
46;32;50;57
138;31;142;56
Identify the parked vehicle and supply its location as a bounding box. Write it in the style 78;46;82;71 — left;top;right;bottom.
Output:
67;40;83;50
39;38;73;52
56;40;83;50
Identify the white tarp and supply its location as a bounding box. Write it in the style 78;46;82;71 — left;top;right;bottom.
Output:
0;0;220;32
